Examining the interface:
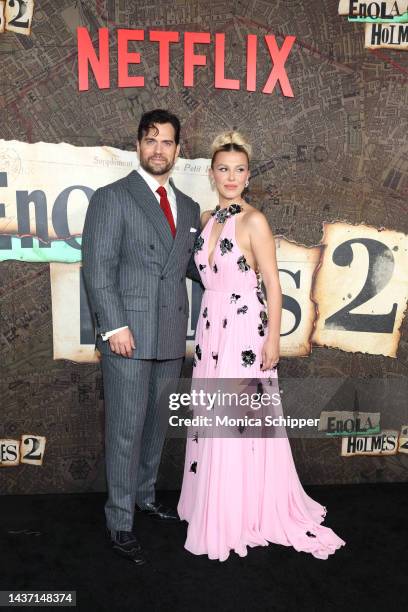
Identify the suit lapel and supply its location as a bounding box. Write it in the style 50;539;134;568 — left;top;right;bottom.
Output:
125;170;174;252
125;170;192;268
162;179;190;273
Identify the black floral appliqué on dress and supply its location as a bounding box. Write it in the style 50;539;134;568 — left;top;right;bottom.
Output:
241;350;256;367
237;305;248;315
193;236;204;254
237;255;250;272
220;238;233;255
258;310;268;336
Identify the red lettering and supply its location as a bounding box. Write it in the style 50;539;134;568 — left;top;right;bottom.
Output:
149;30;180;86
77;27;110;91
118;29;145;88
246;34;257;92
214;33;240;90
76;28;297;98
262;35;296;97
184;32;211;87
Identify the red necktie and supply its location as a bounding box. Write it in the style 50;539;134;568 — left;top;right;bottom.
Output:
156;185;176;238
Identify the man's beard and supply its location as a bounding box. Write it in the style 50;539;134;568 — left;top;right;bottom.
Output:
140;155;174;176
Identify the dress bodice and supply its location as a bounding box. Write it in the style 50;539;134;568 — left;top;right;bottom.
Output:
193;212;259;295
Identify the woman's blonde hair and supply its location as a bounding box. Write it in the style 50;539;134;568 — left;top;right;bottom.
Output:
210;131;252;167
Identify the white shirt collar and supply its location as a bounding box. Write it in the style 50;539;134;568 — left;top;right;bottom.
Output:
136;163;172;197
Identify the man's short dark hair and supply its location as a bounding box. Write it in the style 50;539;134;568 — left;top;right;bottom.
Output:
137;109;181;145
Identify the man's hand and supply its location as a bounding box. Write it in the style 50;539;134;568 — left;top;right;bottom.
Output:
108;327;136;358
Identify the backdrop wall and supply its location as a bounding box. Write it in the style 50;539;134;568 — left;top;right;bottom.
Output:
1;0;407;494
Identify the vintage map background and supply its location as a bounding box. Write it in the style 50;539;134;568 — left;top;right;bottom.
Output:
1;0;407;493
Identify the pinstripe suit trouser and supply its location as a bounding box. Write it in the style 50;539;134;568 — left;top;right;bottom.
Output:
101;354;184;531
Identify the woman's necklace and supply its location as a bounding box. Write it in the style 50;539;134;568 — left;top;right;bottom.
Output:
211;203;243;224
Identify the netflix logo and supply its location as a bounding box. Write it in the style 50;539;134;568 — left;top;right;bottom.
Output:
76;28;297;97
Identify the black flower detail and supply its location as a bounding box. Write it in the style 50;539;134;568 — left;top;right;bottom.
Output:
223;318;228;328
193;236;204;254
213;263;218;273
220;238;233;255
256;289;265;305
211;206;229;224
193;431;199;443
199;264;207;271
206;320;210;329
212;352;218;367
230;293;241;303
241;349;256;367
190;461;197;473
237;305;248;315
258;310;268;335
229;203;242;215
195;344;202;360
237;255;250;272
211;203;242;224
203;307;208;318
256;277;266;305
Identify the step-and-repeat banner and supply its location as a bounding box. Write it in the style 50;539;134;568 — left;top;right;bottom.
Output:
1;139;407;363
1;0;408;489
1;138;408;473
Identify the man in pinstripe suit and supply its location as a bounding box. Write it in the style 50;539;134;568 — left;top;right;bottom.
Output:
82;109;201;564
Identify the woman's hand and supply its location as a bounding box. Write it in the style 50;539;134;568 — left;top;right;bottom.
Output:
261;335;280;371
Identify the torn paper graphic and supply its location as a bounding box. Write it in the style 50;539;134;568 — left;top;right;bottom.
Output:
275;236;322;357
311;222;408;357
0;139;213;260
4;0;34;36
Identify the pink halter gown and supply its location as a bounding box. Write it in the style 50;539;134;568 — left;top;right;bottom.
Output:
177;208;346;561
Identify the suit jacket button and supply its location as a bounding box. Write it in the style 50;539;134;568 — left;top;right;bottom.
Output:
160;275;164;280
178;306;182;311
150;244;155;250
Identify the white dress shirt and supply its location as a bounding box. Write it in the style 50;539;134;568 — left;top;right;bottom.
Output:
101;165;177;341
137;165;177;225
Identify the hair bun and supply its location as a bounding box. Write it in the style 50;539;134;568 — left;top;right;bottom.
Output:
211;131;252;159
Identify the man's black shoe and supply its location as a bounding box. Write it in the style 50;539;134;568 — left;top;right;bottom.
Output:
136;502;179;521
106;529;146;564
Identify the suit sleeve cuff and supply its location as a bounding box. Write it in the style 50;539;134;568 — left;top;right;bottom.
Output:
101;326;129;341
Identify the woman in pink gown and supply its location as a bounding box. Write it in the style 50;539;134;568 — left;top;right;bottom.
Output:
177;131;345;561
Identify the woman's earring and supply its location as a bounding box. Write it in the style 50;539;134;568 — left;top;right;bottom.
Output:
245;179;249;188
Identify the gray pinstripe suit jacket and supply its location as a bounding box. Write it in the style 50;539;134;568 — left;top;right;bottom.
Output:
81;169;201;360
